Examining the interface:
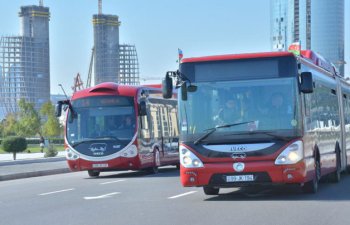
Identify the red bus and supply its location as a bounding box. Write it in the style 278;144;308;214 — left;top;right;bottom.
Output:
56;82;179;177
163;50;350;194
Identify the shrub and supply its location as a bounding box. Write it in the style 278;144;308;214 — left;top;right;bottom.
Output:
25;138;64;145
2;136;27;160
44;144;58;158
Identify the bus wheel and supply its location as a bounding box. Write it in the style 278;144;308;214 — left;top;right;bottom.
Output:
203;186;220;195
329;150;341;183
88;170;100;178
302;159;320;194
147;149;160;174
347;163;350;174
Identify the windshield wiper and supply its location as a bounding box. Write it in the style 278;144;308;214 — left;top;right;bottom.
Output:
224;131;290;141
94;136;120;141
71;137;120;147
194;121;255;145
71;138;94;147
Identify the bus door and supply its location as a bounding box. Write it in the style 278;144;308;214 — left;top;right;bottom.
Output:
149;103;166;165
336;78;347;170
167;105;180;162
160;105;173;163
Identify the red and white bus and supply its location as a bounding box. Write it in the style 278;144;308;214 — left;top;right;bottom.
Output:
163;49;350;194
56;82;179;177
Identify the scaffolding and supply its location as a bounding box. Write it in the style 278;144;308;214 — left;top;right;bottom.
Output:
119;44;140;85
0;4;50;119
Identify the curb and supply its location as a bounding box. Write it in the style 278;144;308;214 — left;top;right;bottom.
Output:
0;157;66;166
0;168;71;181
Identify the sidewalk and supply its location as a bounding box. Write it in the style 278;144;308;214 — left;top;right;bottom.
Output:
0;151;71;181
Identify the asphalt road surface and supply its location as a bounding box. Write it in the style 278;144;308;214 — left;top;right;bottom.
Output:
1;167;350;225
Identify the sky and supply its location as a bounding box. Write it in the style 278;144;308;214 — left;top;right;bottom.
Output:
0;0;349;96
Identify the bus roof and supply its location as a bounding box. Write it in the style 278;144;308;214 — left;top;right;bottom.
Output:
181;50;339;77
181;52;295;63
71;82;161;100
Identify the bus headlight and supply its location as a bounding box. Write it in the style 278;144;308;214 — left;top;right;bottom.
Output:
180;146;204;168
275;140;303;165
66;148;80;160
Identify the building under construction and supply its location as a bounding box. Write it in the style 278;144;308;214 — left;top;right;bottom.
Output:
91;0;139;87
0;2;50;119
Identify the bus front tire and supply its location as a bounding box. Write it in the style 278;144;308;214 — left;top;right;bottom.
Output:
88;170;100;177
203;186;220;195
302;159;320;194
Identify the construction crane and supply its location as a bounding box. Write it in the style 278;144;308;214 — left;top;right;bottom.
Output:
72;73;84;93
140;77;162;81
39;0;43;6
139;77;163;85
86;47;95;88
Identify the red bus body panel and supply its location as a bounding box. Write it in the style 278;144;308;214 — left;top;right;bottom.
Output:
64;82;179;173
178;50;344;189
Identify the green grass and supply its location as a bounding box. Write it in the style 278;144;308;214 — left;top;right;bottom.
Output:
0;144;65;154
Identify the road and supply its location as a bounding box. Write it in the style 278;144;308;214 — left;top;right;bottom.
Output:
1;167;350;225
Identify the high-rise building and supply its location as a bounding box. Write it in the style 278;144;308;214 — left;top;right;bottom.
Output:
311;0;345;75
92;0;139;86
93;14;120;84
271;0;345;75
0;3;50;119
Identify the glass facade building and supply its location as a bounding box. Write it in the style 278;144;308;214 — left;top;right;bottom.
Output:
311;0;344;75
271;0;345;76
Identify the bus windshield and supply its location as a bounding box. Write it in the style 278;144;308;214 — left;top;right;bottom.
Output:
179;77;301;142
66;96;136;147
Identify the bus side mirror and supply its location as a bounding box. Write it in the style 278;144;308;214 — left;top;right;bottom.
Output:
181;83;187;101
162;74;173;99
300;72;313;93
187;84;197;92
55;102;62;117
139;101;147;116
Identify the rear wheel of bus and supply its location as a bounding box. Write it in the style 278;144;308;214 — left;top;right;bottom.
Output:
147;148;160;174
329;147;341;183
203;186;220;195
88;170;100;178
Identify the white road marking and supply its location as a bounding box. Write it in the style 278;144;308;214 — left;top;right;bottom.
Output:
39;188;75;196
99;179;125;185
84;192;120;200
168;191;197;199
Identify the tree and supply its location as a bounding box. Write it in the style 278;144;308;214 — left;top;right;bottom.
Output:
2;136;27;160
2;113;18;137
0;120;4;138
17;99;41;137
40;101;62;138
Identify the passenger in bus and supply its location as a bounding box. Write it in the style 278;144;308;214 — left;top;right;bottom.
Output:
265;92;292;128
214;98;243;125
119;115;135;129
91;124;102;137
105;117;119;134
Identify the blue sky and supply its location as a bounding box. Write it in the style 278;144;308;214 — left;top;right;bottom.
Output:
0;0;349;95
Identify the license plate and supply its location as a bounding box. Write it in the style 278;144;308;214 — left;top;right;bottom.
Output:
226;175;254;182
92;163;108;168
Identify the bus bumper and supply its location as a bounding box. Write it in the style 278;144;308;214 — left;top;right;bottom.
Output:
180;160;308;187
67;157;141;171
